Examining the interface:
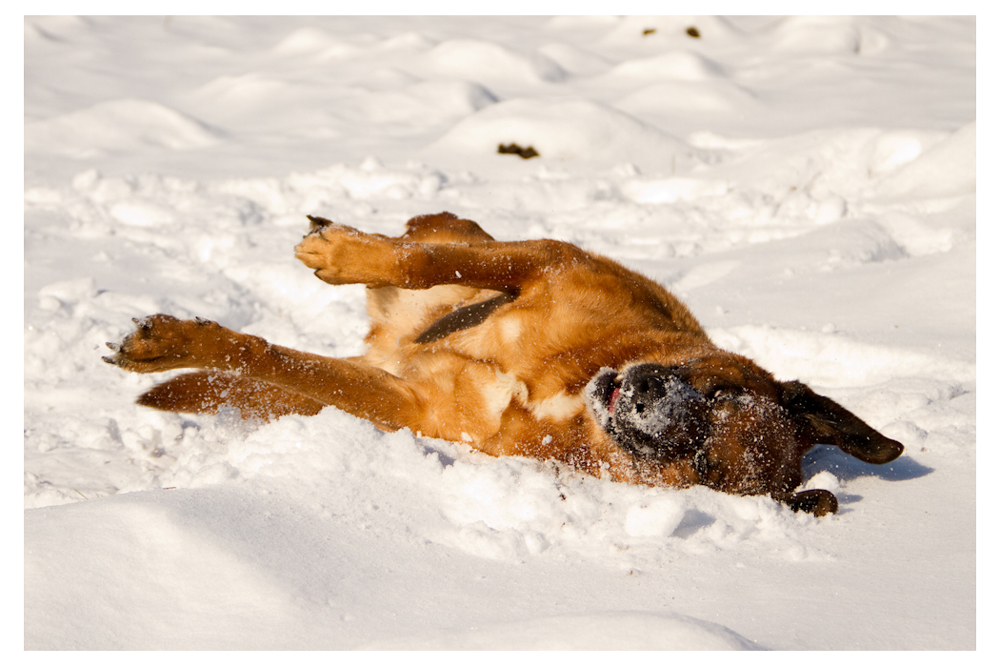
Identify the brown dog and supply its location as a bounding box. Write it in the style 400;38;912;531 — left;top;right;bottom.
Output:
104;212;903;516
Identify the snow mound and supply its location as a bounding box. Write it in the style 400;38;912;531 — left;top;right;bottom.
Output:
617;79;761;116
349;80;498;126
274;28;434;62
424;38;567;85
607;50;726;82
875;122;976;200
25;98;222;156
679;126;969;211
377;31;436;52
195;73;291;105
537;42;612;76
767;16;891;54
432;98;707;170
367;611;758;650
25;489;307;650
272;27;367;59
24;15;90;43
710;325;976;388
25;476;767;649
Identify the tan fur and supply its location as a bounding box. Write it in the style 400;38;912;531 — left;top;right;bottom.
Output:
106;212;903;516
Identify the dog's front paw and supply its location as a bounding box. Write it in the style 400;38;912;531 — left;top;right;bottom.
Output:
103;315;221;373
775;489;839;517
295;217;399;287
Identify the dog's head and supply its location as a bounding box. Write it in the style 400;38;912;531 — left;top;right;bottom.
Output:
584;353;903;515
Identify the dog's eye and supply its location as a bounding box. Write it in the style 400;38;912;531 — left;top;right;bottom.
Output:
709;386;739;401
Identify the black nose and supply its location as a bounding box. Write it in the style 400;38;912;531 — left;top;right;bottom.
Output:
611;363;710;461
624;363;696;413
628;366;673;414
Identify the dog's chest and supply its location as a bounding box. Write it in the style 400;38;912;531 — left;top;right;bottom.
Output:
447;305;541;360
443;309;589;423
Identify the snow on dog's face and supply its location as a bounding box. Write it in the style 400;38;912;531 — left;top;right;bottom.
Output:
584;352;904;503
584;355;807;499
584;355;795;478
585;363;713;463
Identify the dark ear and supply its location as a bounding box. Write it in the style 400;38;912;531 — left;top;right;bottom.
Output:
780;381;904;465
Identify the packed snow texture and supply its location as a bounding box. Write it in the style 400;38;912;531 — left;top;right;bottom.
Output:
24;16;975;650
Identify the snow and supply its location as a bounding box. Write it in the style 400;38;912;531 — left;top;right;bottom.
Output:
23;15;976;650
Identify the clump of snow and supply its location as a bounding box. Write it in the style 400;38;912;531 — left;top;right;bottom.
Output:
24;16;975;650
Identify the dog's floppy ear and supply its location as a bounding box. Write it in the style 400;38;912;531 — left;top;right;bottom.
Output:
780;380;904;464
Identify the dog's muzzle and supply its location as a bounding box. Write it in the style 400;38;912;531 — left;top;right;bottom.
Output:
585;363;711;462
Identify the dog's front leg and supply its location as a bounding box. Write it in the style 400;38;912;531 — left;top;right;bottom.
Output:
295;217;576;293
104;314;423;430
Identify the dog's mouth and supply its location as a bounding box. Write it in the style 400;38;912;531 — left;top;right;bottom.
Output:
584;367;622;425
608;384;622;414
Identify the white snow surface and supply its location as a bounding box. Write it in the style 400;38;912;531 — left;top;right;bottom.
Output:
24;16;975;650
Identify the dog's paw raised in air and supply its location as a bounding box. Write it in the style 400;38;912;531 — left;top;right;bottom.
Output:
103;314;219;373
295;218;397;287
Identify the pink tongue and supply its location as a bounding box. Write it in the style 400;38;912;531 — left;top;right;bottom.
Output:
609;387;621;414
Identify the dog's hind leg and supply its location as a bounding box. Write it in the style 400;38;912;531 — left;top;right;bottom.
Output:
397;211;495;244
137;370;325;420
105;315;424;430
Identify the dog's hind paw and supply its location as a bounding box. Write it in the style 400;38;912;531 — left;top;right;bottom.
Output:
103;314;225;373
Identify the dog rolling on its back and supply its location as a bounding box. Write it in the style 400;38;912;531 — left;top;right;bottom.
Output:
105;212;903;516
